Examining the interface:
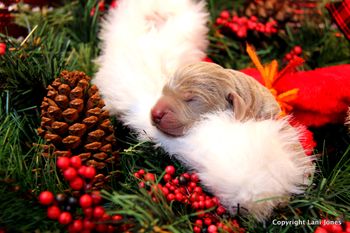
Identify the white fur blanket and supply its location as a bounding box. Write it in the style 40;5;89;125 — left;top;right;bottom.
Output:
93;0;314;221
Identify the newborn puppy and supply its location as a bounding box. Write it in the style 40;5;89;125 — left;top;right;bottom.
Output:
151;62;281;136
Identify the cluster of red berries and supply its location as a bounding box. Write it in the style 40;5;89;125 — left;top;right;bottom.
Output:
283;46;303;62
134;166;245;233
314;219;350;233
215;10;278;39
0;43;6;55
57;156;97;191
38;190;125;232
38;155;130;232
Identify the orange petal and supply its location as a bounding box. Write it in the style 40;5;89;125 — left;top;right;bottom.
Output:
268;60;279;84
246;44;266;81
276;89;299;102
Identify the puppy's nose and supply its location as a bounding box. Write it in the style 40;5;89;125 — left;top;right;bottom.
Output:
151;108;166;124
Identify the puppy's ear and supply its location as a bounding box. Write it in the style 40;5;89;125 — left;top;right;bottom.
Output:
226;92;248;121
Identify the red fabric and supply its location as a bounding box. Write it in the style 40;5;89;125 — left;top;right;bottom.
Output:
241;64;350;127
326;0;350;41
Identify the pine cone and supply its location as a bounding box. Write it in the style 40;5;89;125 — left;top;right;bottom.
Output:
243;0;320;26
37;70;120;189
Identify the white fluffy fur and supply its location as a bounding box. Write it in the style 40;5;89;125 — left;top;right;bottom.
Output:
154;111;314;221
94;0;314;221
94;0;209;138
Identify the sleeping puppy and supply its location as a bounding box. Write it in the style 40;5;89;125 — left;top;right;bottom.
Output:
150;62;314;221
151;62;281;136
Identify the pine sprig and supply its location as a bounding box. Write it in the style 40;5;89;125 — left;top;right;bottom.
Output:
102;188;194;232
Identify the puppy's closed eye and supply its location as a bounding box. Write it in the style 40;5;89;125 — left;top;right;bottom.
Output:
182;92;195;102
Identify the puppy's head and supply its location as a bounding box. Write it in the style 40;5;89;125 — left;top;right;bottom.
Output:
151;62;249;137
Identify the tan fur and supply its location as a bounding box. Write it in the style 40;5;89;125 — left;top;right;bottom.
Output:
151;62;281;136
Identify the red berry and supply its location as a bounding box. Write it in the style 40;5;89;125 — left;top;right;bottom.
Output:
285;53;292;61
231;23;239;32
193;226;201;233
236;28;247;38
202;57;213;63
98;1;105;11
345;222;350;232
265;27;272;34
93;206;105;219
163;174;172;182
139;182;145;188
112;215;123;221
324;223;343;232
205;199;215;209
183;173;190;180
314;227;328;233
165;165;176;175
195;219;203;227
63;167;78;181
91;191;102;205
212;197;219;205
189;182;197;189
110;0;118;8
78;166;87;176
101;213;111;221
162;187;169;196
47;205;61;219
70;177;84;190
39;191;54;205
250;16;258;22
216;18;224;25
80;194;93;208
83;166;96;179
144;173;155;182
59;212;72;225
166;193;175;202
193;187;202;193
198;200;205;209
219;10;230;19
216;206;226;215
0;43;6;55
293;46;302;55
70;219;83;232
175;193;184;202
83;219;95;230
107;225;116;233
204;217;212;226
292;54;300;60
95;224;108;233
192;201;199;209
70;156;82;168
57;157;70;170
134;172;141;179
83;207;93;218
207;224;217;233
198;195;205;201
172;178;179;185
191;173;199;182
138;169;145;175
